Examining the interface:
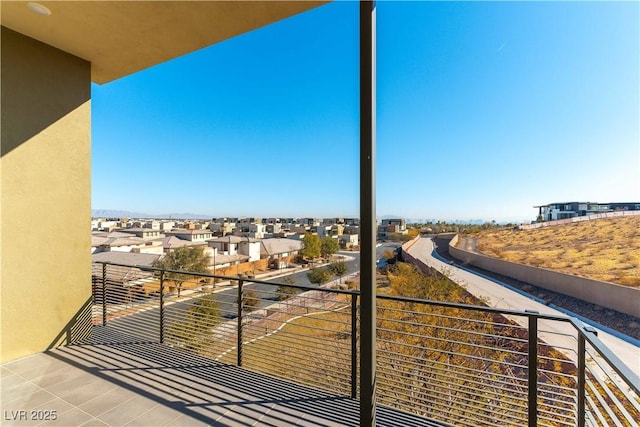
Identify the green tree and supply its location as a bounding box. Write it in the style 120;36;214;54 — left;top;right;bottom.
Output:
277;284;299;300
189;292;222;329
242;289;260;312
153;246;210;297
276;276;299;300
301;234;321;259
328;261;348;277
382;249;396;260
307;267;332;284
320;236;339;258
166;292;221;351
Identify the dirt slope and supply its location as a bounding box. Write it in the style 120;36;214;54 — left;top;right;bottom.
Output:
471;216;640;287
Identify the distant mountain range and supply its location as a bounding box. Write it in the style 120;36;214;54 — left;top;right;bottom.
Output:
92;209;212;220
92;210;512;224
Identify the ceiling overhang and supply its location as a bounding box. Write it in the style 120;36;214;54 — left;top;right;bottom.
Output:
1;1;328;84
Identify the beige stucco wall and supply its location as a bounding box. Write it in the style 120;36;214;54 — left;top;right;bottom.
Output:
1;27;92;362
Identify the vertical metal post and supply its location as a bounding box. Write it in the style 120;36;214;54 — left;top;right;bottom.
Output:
360;2;376;426
351;294;358;399
159;270;165;344
528;314;538;427
577;332;586;427
237;279;244;367
102;263;107;326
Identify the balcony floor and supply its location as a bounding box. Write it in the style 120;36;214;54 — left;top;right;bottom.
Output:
2;327;441;426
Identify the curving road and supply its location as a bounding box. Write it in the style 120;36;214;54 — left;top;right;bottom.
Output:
405;236;639;378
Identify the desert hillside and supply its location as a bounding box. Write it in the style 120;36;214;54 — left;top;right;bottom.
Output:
471;216;640;287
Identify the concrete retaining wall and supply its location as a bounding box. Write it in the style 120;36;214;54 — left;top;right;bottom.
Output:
448;236;640;318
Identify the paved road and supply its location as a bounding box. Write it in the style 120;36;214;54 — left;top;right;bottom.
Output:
406;236;639;378
107;244;400;341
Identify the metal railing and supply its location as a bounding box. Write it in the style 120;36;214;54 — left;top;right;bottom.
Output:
91;261;639;426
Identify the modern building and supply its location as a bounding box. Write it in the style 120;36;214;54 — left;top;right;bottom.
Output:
534;201;640;221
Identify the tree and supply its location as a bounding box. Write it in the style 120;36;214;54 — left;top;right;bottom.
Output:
301;234;321;259
189;292;221;329
242;289;260;312
276;276;299;300
320;236;339;258
382;249;396;260
328;261;348;277
307;267;332;284
153;246;210;297
166;292;220;351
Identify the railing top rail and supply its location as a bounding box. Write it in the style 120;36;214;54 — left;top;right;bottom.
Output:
569;317;640;396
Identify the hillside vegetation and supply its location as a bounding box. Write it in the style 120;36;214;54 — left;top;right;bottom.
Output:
472;216;640;287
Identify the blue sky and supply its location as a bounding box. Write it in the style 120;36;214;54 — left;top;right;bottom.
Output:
92;1;639;223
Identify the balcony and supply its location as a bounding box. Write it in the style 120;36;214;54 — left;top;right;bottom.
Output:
4;262;637;426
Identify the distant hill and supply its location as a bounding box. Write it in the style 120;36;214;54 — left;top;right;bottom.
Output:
92;209;212;220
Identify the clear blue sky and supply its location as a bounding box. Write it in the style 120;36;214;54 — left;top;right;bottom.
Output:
92;1;639;223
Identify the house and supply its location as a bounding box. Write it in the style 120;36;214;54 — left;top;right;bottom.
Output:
93;220;118;232
207;236;260;270
208;221;234;236
165;229;213;242
159;221;175;231
143;220;160;230
343;225;360;235
265;223;282;234
260;238;303;269
91;251;160;272
234;220;266;239
91;231;149;254
377;218;407;238
117;227;162;239
534;202;640;222
91;252;161;300
162;235;206;252
340;233;359;249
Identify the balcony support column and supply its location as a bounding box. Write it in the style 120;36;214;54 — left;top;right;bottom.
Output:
359;2;376;426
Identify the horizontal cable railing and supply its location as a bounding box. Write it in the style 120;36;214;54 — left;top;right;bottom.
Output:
91;261;639;427
91;261;359;398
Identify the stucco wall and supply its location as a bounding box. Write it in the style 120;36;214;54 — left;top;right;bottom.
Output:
448;235;639;318
1;27;92;362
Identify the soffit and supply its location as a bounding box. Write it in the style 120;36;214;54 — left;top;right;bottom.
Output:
1;1;327;84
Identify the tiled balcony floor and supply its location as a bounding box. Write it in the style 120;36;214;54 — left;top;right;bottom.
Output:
2;327;442;426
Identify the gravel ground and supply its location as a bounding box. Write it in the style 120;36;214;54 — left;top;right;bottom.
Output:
433;239;640;341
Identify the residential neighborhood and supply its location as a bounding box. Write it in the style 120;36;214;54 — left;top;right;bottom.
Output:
91;217;408;277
